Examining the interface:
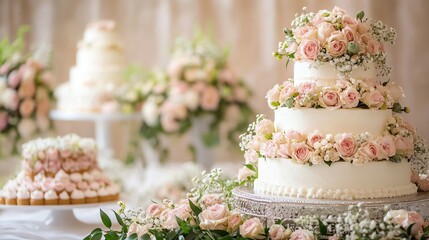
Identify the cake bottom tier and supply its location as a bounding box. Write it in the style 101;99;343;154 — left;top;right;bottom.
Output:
254;159;418;200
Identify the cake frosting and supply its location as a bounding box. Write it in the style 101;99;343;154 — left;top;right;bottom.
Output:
0;135;119;205
56;20;126;112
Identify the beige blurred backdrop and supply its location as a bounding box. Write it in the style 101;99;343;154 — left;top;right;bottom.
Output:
0;0;428;163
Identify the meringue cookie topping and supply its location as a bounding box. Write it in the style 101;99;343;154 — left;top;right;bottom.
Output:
31;190;43;200
71;189;85;199
44;189;59;200
59;191;70;200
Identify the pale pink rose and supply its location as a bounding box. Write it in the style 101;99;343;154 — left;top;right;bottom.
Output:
394;135;414;156
167;58;186;80
146;203;165;217
291;142;310;163
386;82;404;102
366;39;380;55
317;22;335;42
244;149;259;164
307;131;324;147
266;86;280;105
161;115;179;132
272;132;287;145
285;130;305;142
36;98;52;116
18;73;36;98
312;12;325;26
2;89;19;110
411;171;420;184
361;90;384;109
160;209;179;229
279;82;297;104
336;79;351;89
278;143;291;158
358;141;379;161
218;67;237;84
19;98;36;117
360;33;373;44
290;229;315;240
8;71;21;88
173;204;192;220
399;119;417;137
202;194;224;207
201;85;220;111
293;26;317;40
233;86;247;102
402;212;425;237
127;222;148;239
227;212;242;233
17;118;37;139
342;15;359;31
326;32;347;57
340;87;360;108
260;140;277;158
238;166;255;181
319;88;341;109
40;71;54;86
239;217;265;239
377;136;396;159
255;119;275;137
298;82;317;96
379;43;386;53
297;39;321;60
286;42;298;54
0;112;8;131
269;224;288;240
335;133;357;158
342;26;358;42
199;204;230;231
0;64;9;74
417;178;429;191
357;22;371;34
332;6;347;15
247;138;261;151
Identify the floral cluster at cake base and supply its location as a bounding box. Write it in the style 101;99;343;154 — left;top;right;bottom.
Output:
0;26;55;157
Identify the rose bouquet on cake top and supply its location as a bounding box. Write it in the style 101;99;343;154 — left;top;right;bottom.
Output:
0;26;55;156
273;6;395;76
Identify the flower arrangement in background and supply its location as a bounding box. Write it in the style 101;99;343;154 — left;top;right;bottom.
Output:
0;26;55;156
86;168;429;240
273;6;395;76
118;32;253;162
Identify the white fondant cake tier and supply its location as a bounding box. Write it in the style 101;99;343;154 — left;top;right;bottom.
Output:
274;108;392;136
294;61;376;86
255;158;417;200
70;66;125;86
76;47;125;66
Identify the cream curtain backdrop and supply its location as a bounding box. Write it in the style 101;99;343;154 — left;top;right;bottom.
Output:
0;0;428;163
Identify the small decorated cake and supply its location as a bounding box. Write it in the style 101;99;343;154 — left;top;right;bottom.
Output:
0;134;119;205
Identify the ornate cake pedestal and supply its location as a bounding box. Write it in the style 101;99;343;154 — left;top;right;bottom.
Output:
50;110;142;168
233;187;429;226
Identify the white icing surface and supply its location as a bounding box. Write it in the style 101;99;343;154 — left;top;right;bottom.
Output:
59;191;70;200
274;108;392;136
255;158;417;200
294;61;376;86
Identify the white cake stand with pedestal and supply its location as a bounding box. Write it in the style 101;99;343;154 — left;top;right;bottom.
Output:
50;110;142;168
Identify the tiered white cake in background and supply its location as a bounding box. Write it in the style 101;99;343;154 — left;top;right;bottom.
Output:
56;20;125;112
240;7;420;200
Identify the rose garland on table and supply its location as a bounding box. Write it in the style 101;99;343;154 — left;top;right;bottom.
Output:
273;6;396;76
86;169;429;240
266;78;408;113
116;33;253;162
0;26;55;157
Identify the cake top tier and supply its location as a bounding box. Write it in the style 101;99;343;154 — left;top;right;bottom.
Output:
79;20;123;50
273;6;396;76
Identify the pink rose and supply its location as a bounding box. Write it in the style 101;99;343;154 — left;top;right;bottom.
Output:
366;39;380;55
173;204;192;221
202;194;224;207
317;22;335;42
298;82;317;97
160;209;179;229
255;119;275;137
377;136;396;159
361;90;385;109
36;99;51;116
260;140;277;158
0;64;9;74
357;22;371;34
237;166;255;181
319;88;341;109
326;32;347;57
298;39;320;61
19;98;36;117
161;115;179;132
240;217;265;239
201;85;220;111
340;87;360;108
233;86;247;102
332;6;347;15
40;71;54;86
278;143;291;158
279;82;297;104
8;71;21;88
402;212;425;237
291;142;310;163
307;131;324;147
146;203;165;217
285;130;305;142
386;82;404;102
394;135;414;156
342;26;358;42
218;67;237;84
417;178;429;191
227;212;242;233
127;222;148;239
0;112;8;131
290;229;315;240
18;72;36;98
411;171;420;184
244;149;259;164
272;132;287;145
293;26;317;40
247;138;261;151
335;133;357;158
269;224;290;240
342;15;359;31
2;89;19;110
266;86;280;106
312;12;325;26
358;141;379;161
199;204;230;231
286;42;298;54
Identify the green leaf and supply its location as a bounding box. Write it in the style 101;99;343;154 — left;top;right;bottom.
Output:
217;236;234;240
165;230;179;240
83;235;92;240
318;219;328;235
407;223;415;236
126;233;138;240
91;232;103;240
100;209;112;229
324;161;333;167
141;234;151;240
105;232;119;240
356;10;365;21
113;210;126;227
244;164;257;173
188;199;202;216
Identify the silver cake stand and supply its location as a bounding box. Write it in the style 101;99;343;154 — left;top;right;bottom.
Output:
233;187;429;225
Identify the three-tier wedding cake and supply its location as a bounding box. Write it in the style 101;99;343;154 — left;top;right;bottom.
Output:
239;7;419;200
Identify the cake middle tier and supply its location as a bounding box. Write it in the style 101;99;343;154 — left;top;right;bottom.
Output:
274;108;392;136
